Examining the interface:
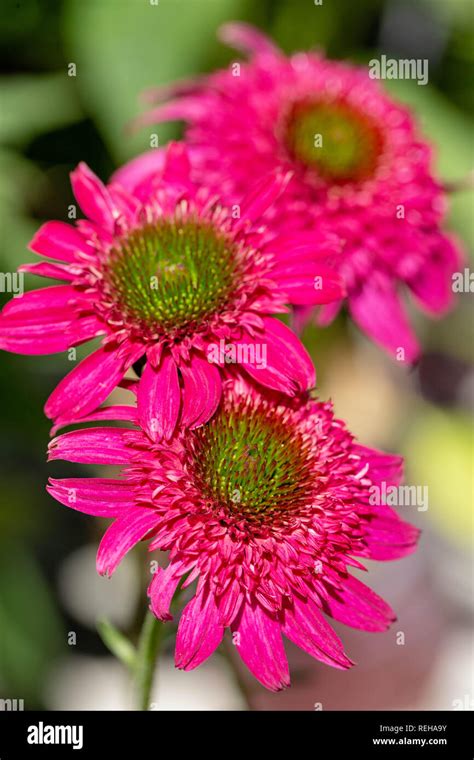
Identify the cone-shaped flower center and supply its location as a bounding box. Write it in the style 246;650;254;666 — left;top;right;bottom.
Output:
285;100;383;183
105;217;239;333
189;399;314;519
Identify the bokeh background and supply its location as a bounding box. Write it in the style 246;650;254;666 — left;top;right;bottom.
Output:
0;0;473;710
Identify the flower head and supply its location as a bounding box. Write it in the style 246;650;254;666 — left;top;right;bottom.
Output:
136;23;463;362
47;377;419;691
0;142;343;438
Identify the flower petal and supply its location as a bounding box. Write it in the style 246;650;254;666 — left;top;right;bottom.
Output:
138;353;181;442
47;478;137;517
175;589;224;670
161;141;194;190
70;162;119;231
50;404;137;435
29;221;91;262
19;261;76;281
1;285;76;318
180;352;222;428
282;597;353;671
48;427;136;465
231;602;289;692
148;562;184;621
237;316;315;394
96;507;158;577
218;22;280;57
240;170;291;223
273;264;345;305
349;277;420;363
364;515;420;560
0;286;102;355
323;575;395;632
112;149;166;193
0;314;102;355
44;342;144;421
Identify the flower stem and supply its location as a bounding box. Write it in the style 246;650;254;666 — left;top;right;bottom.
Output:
134;610;163;710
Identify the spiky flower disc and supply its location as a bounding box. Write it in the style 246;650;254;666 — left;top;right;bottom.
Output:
47;378;419;691
0;142;344;437
135;22;463;362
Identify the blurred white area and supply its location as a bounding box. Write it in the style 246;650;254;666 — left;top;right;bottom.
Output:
58;545;140;628
419;629;474;710
44;655;246;711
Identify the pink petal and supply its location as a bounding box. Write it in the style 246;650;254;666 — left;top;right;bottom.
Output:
354;444;404;487
148;562;184;621
316;299;343;326
349;277;420;363
364;516;420;560
133;100;206;130
19;261;76;281
323;575;395;632
291;304;314;335
1;285;76;318
231;602;289;691
48;427;135;465
161;141;194;190
96;507;158;577
111;149;166;193
51;404;137;435
0;313;102;355
137;353;180;441
47;478;137;517
29;221;91;262
218;22;280;57
408;235;462;315
270;231;340;263
45;342;144;421
273;264;345;305
237;316;315;395
0;286;103;355
70;162;119;232
175;590;224;670
240;170;292;223
282;597;353;670
180;352;222;428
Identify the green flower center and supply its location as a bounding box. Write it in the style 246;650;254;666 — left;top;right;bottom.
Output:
285;100;382;183
189;400;314;519
105;217;239;333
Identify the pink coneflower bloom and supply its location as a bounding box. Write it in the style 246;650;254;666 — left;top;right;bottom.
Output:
137;23;462;362
47;377;419;691
0;142;343;438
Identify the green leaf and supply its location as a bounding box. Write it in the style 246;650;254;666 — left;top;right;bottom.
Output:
63;0;246;163
97;617;137;670
0;545;64;702
0;73;82;145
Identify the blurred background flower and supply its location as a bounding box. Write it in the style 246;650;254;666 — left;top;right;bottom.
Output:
0;0;472;710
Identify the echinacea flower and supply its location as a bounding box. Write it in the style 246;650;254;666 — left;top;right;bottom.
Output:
136;22;462;362
0;142;344;438
47;376;419;691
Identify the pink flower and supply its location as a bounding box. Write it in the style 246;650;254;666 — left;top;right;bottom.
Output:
137;22;463;362
47;377;419;691
0;142;344;438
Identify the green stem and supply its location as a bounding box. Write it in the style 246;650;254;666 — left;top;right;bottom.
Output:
134;610;163;710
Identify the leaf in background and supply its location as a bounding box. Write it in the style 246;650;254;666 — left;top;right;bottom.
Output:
63;0;246;163
97;617;136;670
0;545;64;704
0;73;82;146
